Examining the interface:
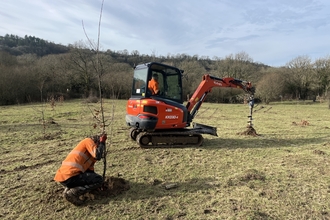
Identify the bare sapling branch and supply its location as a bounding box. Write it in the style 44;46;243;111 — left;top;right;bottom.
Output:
82;0;108;180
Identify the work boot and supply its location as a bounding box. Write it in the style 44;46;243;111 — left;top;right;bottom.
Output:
62;187;70;196
63;187;85;206
84;182;103;192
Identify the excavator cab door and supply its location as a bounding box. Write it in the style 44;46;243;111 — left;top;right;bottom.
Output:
149;63;183;104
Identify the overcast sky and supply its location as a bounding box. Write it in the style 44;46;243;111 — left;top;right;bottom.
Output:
1;0;329;67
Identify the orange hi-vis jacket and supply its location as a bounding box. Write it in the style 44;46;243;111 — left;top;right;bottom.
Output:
54;138;98;182
148;78;159;95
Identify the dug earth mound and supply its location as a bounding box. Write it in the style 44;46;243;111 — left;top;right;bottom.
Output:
238;126;259;136
84;176;130;200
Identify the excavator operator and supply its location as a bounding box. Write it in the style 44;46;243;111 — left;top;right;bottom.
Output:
54;134;107;205
148;73;160;95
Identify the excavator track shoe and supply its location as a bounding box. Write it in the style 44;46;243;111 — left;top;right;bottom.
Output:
136;131;203;148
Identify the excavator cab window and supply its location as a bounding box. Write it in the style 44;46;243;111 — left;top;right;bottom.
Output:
132;68;148;97
147;63;183;103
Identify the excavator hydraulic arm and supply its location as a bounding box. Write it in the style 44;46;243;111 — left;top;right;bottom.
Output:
186;74;255;125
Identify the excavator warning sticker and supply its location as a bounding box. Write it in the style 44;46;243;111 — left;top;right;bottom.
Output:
165;115;178;119
214;81;223;86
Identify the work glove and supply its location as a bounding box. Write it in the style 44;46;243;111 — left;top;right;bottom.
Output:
96;143;105;160
99;134;107;143
95;134;106;160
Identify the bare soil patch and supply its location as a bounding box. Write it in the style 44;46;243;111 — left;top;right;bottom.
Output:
87;176;130;199
292;120;310;126
238;125;259;136
313;149;326;155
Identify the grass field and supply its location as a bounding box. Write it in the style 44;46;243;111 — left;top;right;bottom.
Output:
1;99;330;219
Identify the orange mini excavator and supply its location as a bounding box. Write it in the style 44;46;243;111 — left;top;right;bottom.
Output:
126;62;255;147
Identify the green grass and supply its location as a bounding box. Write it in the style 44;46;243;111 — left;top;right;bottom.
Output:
1;99;330;219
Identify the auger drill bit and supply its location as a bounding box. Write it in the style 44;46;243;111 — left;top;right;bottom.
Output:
248;95;254;127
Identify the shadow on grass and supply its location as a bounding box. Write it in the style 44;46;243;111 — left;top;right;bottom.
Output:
85;176;219;205
201;135;329;150
45;177;219;207
135;135;329;151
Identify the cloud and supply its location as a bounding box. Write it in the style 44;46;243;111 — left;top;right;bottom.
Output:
1;0;330;66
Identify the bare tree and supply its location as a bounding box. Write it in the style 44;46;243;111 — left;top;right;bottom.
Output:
177;60;205;99
0;51;17;67
65;41;98;97
314;56;330;97
256;72;285;104
285;56;315;100
215;52;256;80
102;62;132;99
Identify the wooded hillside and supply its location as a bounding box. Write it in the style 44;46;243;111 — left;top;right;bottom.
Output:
1;34;330;105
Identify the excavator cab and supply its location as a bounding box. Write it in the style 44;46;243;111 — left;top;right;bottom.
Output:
126;62;189;136
130;62;184;103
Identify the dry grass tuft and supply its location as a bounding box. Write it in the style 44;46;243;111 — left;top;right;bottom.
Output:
226;169;266;187
292;120;310;126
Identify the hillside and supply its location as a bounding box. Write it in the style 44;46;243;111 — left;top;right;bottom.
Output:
0;34;69;56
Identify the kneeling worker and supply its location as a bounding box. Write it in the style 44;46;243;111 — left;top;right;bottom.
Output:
54;134;107;205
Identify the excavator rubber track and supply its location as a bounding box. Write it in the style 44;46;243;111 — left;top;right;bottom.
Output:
136;130;204;148
129;123;217;148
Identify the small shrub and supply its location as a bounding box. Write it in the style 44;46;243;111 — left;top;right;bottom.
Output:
85;95;98;103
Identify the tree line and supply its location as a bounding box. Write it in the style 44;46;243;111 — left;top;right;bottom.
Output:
0;34;330;106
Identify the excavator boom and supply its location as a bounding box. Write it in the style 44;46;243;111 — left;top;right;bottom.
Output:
186;74;254;123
